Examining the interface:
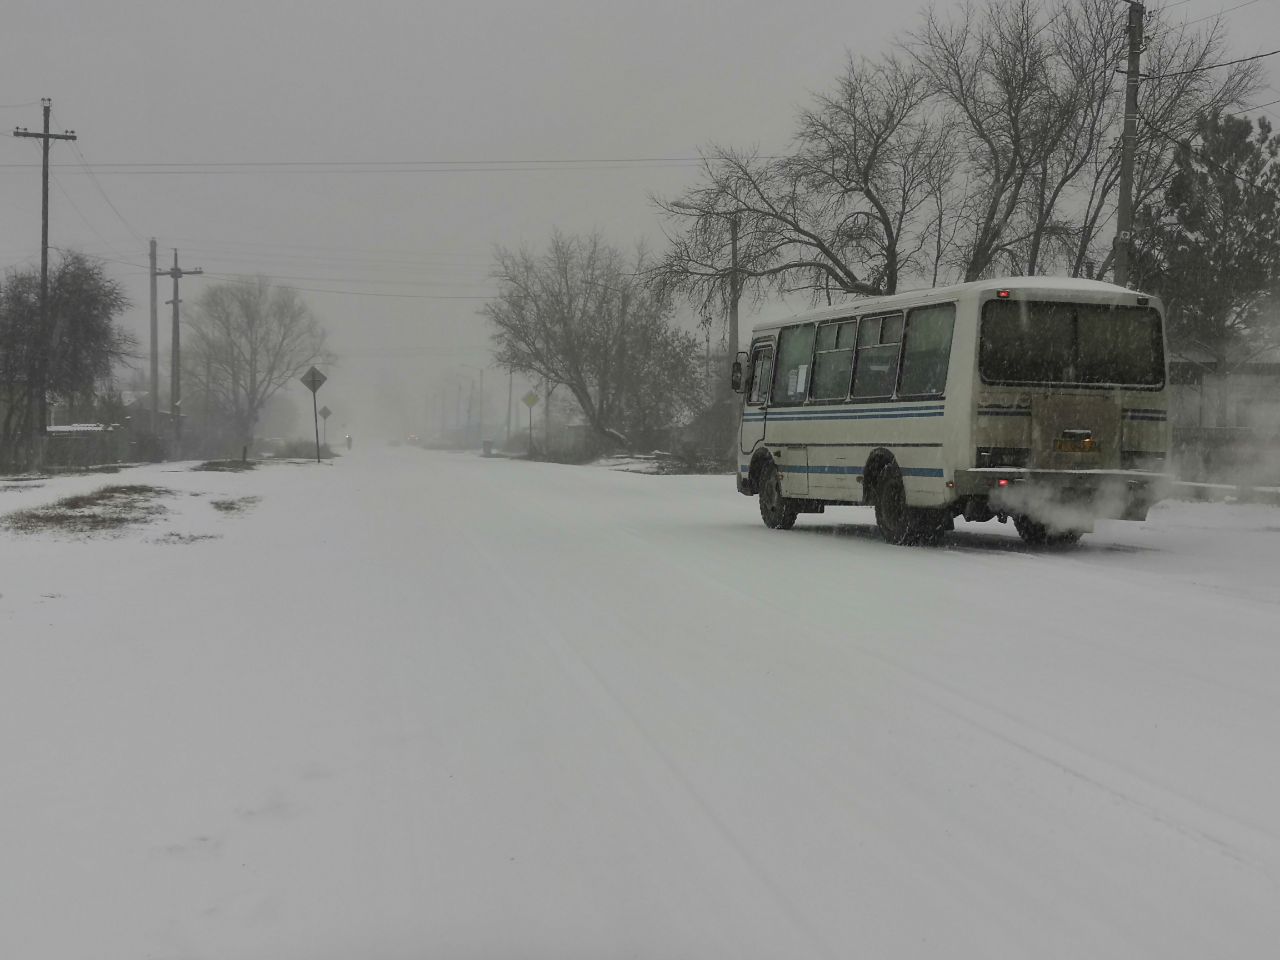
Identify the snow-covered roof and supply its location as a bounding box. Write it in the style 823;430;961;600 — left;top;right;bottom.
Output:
750;275;1158;334
47;423;116;433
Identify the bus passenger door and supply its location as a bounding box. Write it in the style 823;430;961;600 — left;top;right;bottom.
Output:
740;342;773;456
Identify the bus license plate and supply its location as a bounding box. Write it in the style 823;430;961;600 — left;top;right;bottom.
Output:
1055;437;1097;453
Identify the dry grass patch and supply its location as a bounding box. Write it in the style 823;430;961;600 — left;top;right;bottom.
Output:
210;496;260;515
2;484;171;534
193;460;256;473
153;532;220;545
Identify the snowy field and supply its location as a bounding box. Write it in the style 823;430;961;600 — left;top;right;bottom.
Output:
3;447;1279;960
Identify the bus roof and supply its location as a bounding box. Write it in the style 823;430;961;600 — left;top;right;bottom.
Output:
748;276;1159;335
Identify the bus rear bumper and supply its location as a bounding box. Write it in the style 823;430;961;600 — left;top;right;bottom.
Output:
954;469;1171;524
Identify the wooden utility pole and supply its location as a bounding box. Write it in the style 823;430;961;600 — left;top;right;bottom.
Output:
149;239;159;433
728;216;740;384
505;369;514;446
1114;1;1144;288
12;99;77;445
157;249;202;452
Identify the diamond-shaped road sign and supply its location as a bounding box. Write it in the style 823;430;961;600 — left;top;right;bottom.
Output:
522;390;540;408
318;405;332;420
301;367;327;393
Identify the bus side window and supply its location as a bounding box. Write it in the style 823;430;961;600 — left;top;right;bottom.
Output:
851;313;903;399
747;348;773;405
810;320;856;400
898;303;956;397
771;323;816;404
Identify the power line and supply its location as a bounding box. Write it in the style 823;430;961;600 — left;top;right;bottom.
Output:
1141;48;1280;80
1229;97;1280;116
1181;0;1261;29
68;142;146;243
0;157;708;176
199;272;493;300
193;268;495;289
48;172;123;258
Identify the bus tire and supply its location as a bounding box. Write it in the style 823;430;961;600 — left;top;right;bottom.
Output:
874;462;946;545
1014;515;1083;546
758;460;799;530
874;462;915;544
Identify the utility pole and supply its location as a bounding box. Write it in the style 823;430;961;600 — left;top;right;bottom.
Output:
157;249;202;453
728;216;740;384
1114;1;1144;288
506;369;514;446
12;99;76;446
149;239;159;434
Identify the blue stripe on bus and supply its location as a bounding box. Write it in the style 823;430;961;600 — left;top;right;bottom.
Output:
739;464;944;478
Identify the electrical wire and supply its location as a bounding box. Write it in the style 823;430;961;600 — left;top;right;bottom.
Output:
0;158;708;176
1141;48;1279;79
1229;97;1280;116
199;271;493;300
1181;0;1262;29
68;143;146;243
48;174;126;259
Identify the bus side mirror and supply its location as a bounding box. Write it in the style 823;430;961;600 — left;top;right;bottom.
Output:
730;351;749;394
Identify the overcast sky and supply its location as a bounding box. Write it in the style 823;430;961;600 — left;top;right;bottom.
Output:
1;0;1276;438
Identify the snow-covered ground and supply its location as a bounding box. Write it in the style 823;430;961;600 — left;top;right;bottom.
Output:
3;448;1278;960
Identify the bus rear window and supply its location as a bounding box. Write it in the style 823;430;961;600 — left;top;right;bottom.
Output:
980;300;1164;387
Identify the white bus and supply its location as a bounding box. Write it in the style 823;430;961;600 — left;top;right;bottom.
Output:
731;276;1170;545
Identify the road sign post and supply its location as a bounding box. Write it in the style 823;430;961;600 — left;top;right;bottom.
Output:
318;405;331;446
301;367;328;463
522;390;540;456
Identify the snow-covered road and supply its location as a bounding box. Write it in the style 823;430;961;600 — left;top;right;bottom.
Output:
3;448;1278;959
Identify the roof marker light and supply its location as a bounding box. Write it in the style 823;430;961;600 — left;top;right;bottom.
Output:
996;289;1011;299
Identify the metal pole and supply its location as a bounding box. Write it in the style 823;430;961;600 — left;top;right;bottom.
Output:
149;238;158;433
506;369;513;445
1114;1;1144;288
12;100;76;446
313;390;321;463
728;216;740;380
171;250;181;449
38;101;49;436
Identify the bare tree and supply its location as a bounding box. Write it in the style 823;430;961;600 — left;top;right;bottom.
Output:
184;278;330;445
1068;10;1259;280
910;0;1068;280
486;232;699;450
653;54;944;309
656;0;1258;299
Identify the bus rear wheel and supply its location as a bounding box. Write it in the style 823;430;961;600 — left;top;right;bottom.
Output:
1014;515;1083;546
758;460;799;530
874;462;947;545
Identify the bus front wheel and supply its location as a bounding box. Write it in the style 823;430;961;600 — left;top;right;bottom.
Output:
758;460;799;530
